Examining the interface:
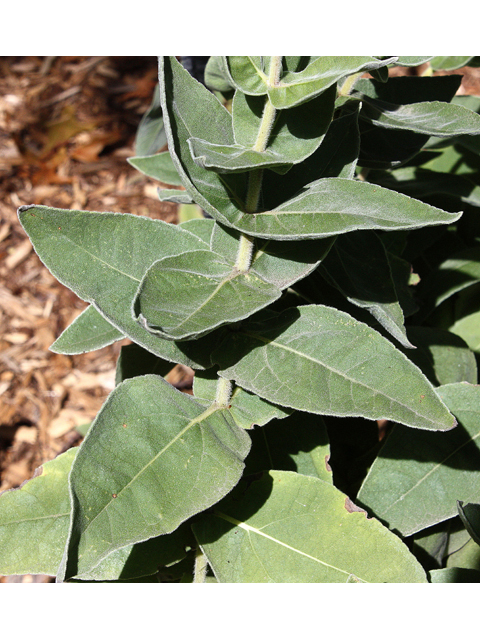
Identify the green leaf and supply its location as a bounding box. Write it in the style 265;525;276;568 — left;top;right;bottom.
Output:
360;98;480;139
0;448;76;576
245;412;332;483
368;168;480;210
74;522;195;582
213;305;457;431
18;205;216;369
416;246;480;320
411;520;451;570
248;179;462;240
193;370;291;430
0;446;193;581
204;56;234;94
395;57;434;67
127;151;183;186
134;84;166;157
222;176;463;245
157;188;193;204
430;56;474;71
446;537;480;571
59;374;251;580
353;75;462;169
357;382;480;536
458;501;480;546
320;230;412;348
403;326;477;386
133;249;283;340
159;56;247;227
449;307;480;353
192;470;427;582
50;304;124;355
210;85;335;172
187;137;293;174
226;56;396;109
224;56;272;96
430;567;480;582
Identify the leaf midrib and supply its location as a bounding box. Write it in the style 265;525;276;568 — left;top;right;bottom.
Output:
52;225;141;283
237;327;446;428
214;510;361;582
382;428;480;515
78;401;226;534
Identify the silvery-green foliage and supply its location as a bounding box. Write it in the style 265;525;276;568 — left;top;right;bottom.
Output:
3;55;480;583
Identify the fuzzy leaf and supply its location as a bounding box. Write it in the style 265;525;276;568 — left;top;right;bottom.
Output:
59;374;251;580
225;56;396;109
213;305;457;431
458;501;480;546
430;567;480;582
160;57;453;240
204;56;234;93
395;57;434;67
224;177;462;242
210;221;334;289
430;56;474;71
157;188;193;204
18;205;217;369
416;246;480;320
320;230;413;348
360;98;480;139
134;84;166;156
133;249;282;340
403;326;477;387
50;304;123;355
260;101;361;210
358;382;480;536
128;151;182;185
192;471;427;582
188;138;292;174
0;449;77;576
159;56;248;227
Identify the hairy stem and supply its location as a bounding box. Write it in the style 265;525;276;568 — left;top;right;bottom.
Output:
193;546;208;583
235;232;255;273
245;56;283;214
215;376;233;407
237;56;283;272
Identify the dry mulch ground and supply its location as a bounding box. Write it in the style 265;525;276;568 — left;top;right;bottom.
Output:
1;56;480;583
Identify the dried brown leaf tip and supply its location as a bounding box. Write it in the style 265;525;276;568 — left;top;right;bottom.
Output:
344;496;369;517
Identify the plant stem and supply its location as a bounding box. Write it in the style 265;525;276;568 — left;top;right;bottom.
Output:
215;376;233;407
236;56;283;272
235;231;255;273
245;56;283;213
193;546;208;583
